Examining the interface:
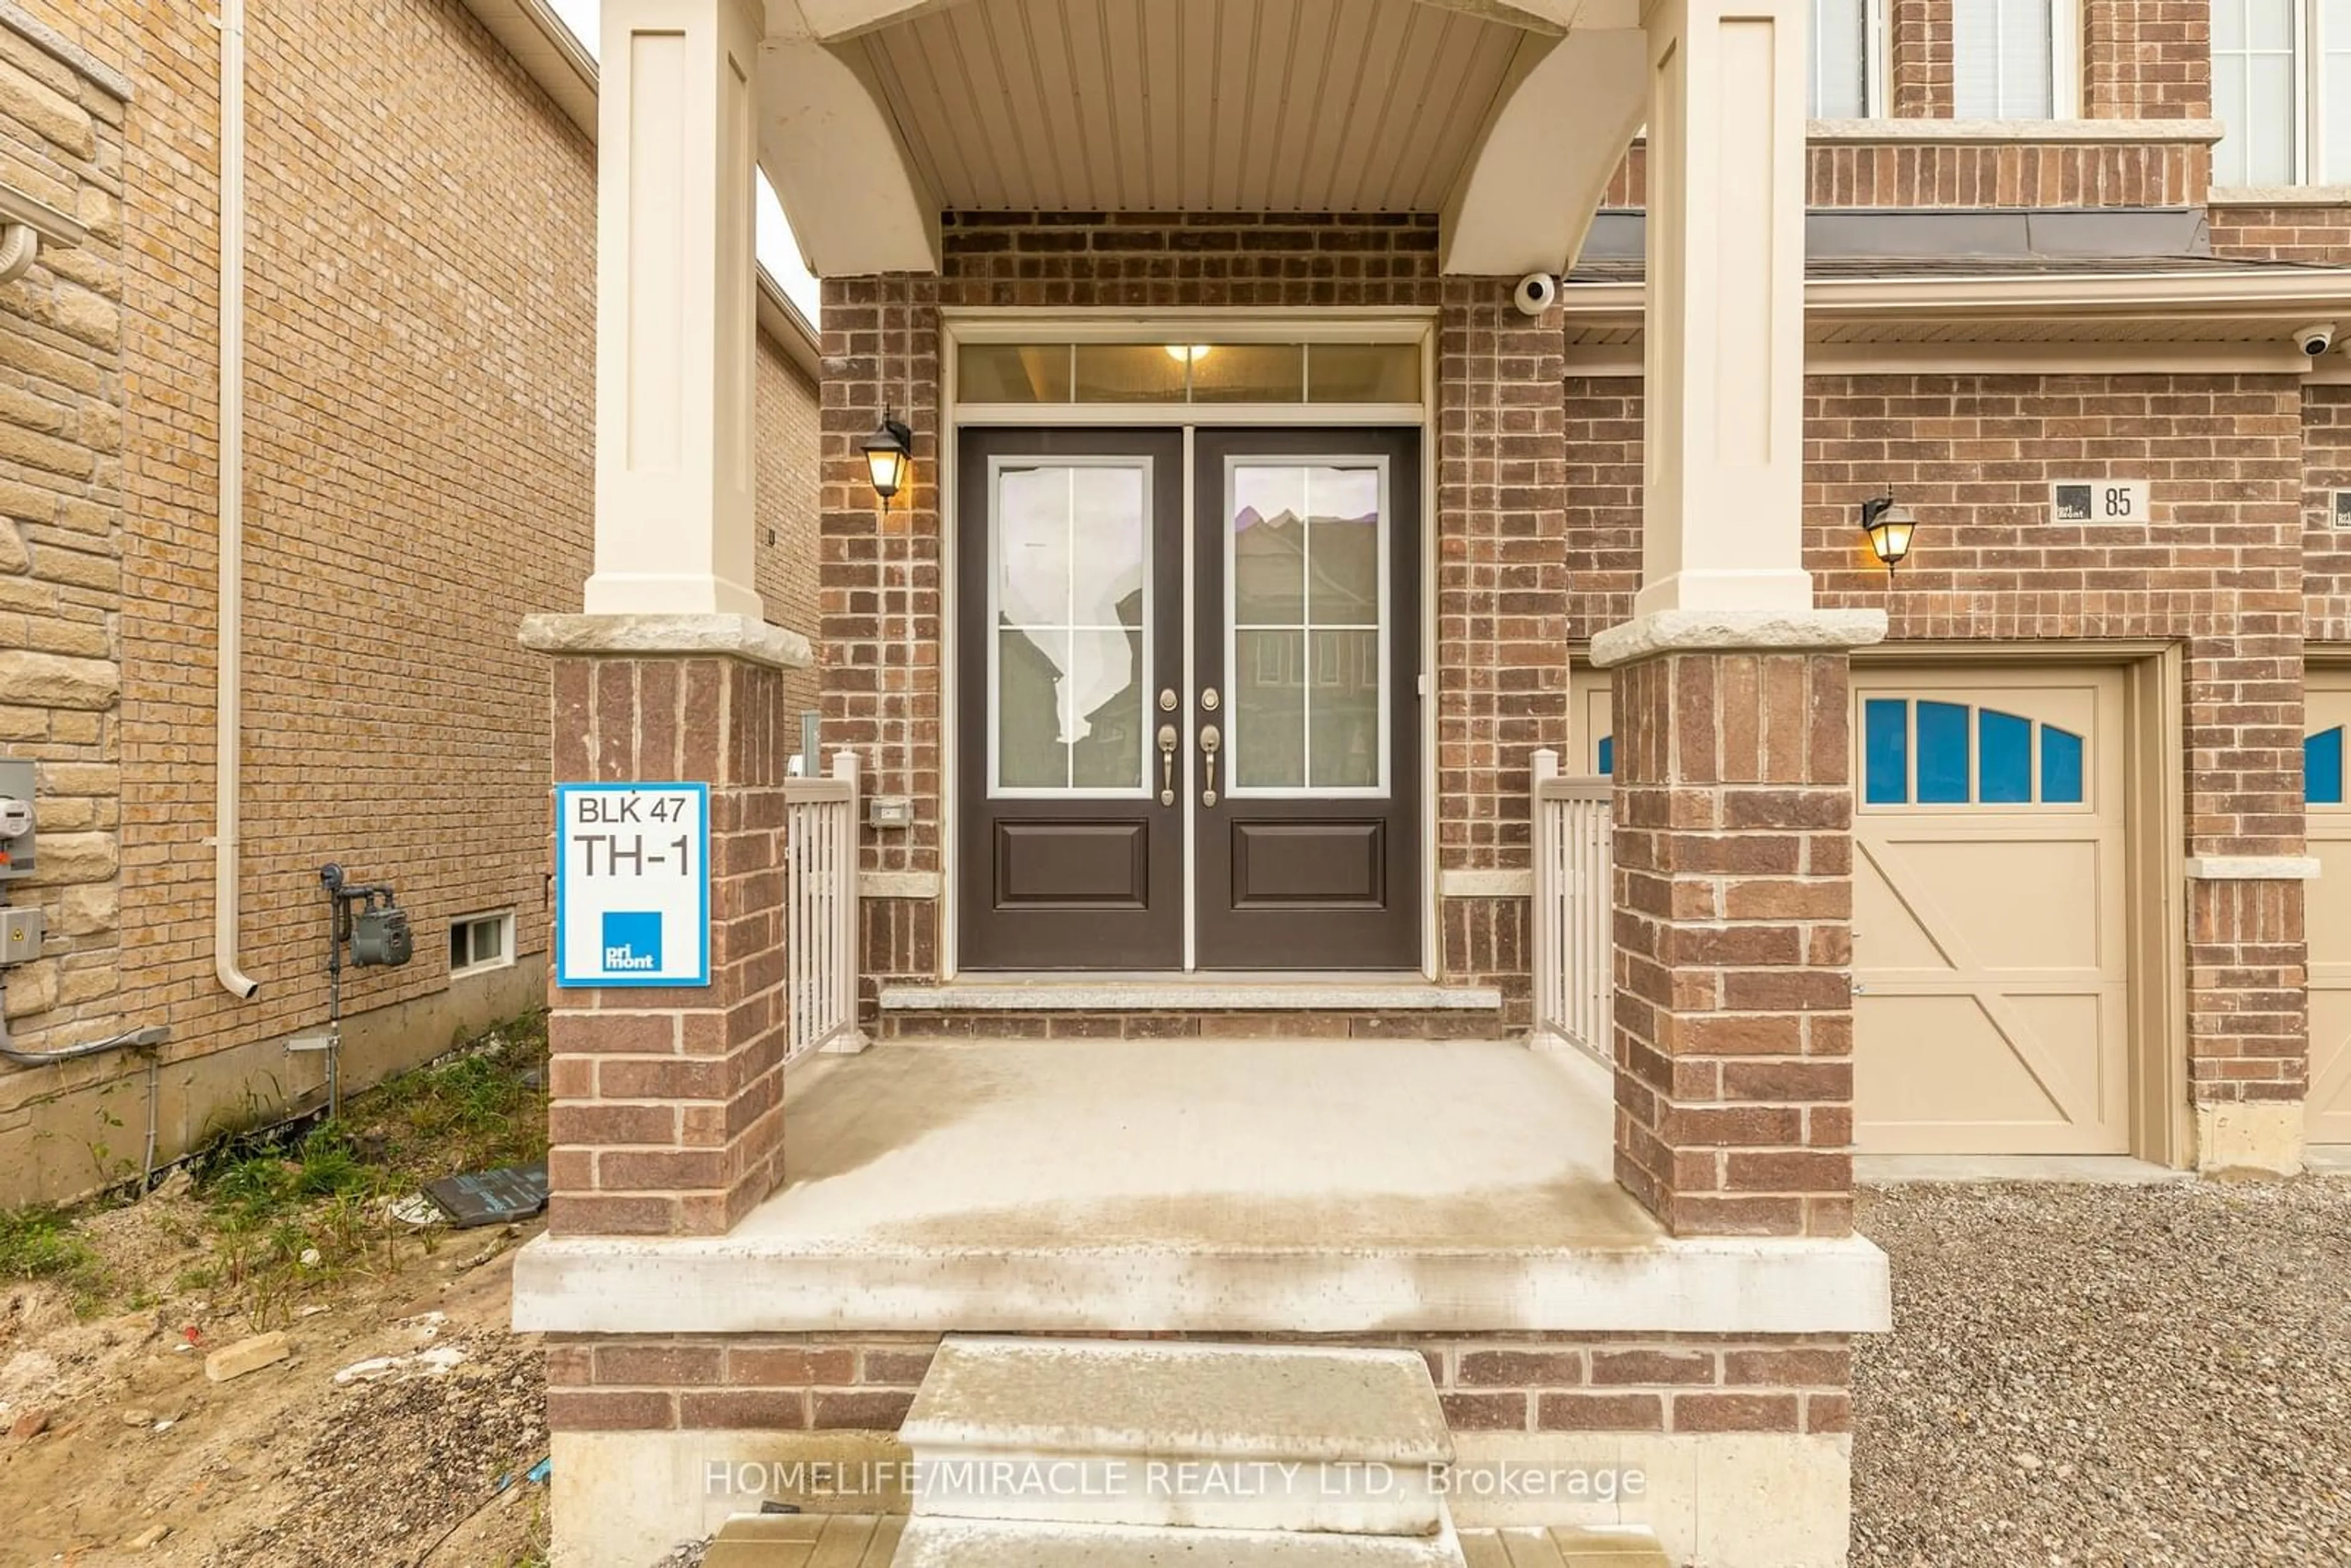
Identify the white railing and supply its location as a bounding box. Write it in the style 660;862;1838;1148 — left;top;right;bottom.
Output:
1531;748;1614;1065
784;751;866;1062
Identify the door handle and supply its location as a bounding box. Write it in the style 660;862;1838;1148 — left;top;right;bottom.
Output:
1157;724;1179;806
1200;724;1221;806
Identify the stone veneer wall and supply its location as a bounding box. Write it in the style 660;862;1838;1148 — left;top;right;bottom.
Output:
0;13;128;1065
1566;372;2310;1115
820;214;1569;1028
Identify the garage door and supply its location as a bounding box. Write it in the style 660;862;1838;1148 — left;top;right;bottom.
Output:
1853;669;2132;1154
2306;671;2351;1147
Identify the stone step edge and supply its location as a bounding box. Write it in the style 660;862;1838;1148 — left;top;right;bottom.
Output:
892;1512;1470;1567
901;1339;1454;1468
877;981;1505;1012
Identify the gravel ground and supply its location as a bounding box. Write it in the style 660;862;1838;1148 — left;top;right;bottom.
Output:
1853;1178;2351;1568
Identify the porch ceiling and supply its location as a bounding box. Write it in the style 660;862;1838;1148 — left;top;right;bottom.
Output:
854;0;1526;213
757;0;1648;275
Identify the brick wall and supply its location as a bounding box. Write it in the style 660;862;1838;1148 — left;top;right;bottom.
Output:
2082;0;2210;120
1886;0;1950;118
0;17;127;1053
822;215;1559;998
2211;208;2351;265
1566;370;2309;1107
754;335;823;721
1603;140;2209;211
544;1330;1849;1439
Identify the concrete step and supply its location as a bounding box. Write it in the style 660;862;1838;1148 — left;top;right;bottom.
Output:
893;1515;1469;1567
901;1337;1453;1536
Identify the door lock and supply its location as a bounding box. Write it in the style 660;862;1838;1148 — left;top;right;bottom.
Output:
1199;724;1221;806
1199;687;1220;713
1158;688;1178;713
1157;724;1179;805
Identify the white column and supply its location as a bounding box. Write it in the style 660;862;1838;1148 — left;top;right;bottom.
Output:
586;0;764;618
1635;0;1812;617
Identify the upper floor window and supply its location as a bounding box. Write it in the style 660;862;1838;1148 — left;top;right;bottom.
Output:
1810;0;1886;117
2213;0;2351;185
1954;0;2077;119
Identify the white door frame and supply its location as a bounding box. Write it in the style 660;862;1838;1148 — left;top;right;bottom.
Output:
939;309;1440;980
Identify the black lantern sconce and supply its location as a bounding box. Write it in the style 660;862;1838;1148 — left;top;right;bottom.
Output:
1859;491;1918;574
862;407;914;508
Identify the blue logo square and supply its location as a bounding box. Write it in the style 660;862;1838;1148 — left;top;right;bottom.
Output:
601;911;663;975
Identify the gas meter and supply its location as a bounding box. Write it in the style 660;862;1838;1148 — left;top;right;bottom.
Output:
0;758;35;880
351;904;414;967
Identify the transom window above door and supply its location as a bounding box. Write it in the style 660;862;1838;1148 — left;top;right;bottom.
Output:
958;342;1420;406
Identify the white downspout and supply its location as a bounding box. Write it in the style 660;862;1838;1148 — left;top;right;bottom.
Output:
214;0;258;999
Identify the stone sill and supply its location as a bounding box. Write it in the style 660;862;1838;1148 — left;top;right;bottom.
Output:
1625;119;2223;149
879;979;1505;1011
2208;185;2351;208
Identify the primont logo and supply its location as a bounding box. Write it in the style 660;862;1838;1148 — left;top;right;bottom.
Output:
601;910;662;973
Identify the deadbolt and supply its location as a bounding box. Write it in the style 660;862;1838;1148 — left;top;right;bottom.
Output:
1200;688;1221;713
1158;688;1178;713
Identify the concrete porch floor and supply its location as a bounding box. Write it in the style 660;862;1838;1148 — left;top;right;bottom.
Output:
512;1040;1888;1338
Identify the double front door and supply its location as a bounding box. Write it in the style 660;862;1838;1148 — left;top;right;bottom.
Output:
957;427;1420;971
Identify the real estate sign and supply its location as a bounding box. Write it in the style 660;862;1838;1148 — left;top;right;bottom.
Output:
553;782;710;988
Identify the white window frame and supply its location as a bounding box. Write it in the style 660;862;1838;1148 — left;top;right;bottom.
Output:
448;909;516;978
1223;454;1393;801
2213;1;2351;187
1948;0;2081;121
984;452;1157;801
1810;0;1891;119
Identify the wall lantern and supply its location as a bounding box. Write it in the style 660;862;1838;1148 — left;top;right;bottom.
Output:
862;408;914;506
1859;492;1918;573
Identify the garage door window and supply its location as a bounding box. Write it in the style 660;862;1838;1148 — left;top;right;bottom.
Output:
1863;698;2085;806
2311;725;2345;805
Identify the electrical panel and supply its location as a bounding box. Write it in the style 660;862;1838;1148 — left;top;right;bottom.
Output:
0;757;33;881
0;907;40;967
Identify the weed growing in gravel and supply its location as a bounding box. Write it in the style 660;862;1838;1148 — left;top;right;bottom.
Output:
0;1010;549;1327
0;1205;113;1315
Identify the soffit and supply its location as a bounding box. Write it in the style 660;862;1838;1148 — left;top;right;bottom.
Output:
853;0;1528;212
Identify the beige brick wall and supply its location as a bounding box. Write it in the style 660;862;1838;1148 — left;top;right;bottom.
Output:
755;335;823;725
0;14;128;1063
0;2;822;1203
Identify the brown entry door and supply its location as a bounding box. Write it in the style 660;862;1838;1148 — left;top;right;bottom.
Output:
1191;430;1420;969
958;430;1185;970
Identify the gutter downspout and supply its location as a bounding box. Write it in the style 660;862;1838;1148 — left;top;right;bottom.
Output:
214;0;258;1000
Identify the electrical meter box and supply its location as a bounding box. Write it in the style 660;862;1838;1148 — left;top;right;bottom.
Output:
0;758;34;881
352;905;414;967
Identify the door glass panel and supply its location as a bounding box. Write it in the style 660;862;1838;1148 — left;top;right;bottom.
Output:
1235;630;1306;787
992;461;1149;792
1310;629;1380;787
1229;461;1386;793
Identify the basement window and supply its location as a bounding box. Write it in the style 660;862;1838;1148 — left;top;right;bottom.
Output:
449;910;515;978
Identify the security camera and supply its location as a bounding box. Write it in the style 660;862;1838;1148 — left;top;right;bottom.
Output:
2295;321;2338;356
1513;272;1559;317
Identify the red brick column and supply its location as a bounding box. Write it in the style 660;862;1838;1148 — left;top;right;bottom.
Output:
542;651;793;1237
1605;645;1861;1239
